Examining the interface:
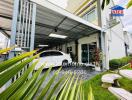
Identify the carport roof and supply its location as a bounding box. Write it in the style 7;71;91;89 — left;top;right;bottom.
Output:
33;0;101;47
0;0;101;48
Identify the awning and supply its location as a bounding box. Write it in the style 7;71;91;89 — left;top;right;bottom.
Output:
32;0;101;47
0;0;101;48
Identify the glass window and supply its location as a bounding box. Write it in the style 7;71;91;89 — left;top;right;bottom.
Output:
82;8;96;23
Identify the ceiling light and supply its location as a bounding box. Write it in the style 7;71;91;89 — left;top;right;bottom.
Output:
49;33;67;39
38;45;49;47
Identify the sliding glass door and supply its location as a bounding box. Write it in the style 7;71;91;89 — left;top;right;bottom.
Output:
81;42;97;64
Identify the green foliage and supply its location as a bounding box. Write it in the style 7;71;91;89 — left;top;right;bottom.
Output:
83;72;117;100
109;56;132;70
0;46;15;55
102;0;132;9
118;77;132;92
83;64;132;100
0;48;94;100
127;0;132;8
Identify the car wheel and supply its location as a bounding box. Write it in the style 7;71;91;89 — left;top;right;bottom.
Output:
62;60;68;66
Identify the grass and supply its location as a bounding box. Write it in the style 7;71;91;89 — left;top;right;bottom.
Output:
83;64;132;100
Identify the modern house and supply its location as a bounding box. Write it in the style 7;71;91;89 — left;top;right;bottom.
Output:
51;0;132;69
0;0;132;70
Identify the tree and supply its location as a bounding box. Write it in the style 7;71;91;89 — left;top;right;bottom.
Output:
102;0;132;9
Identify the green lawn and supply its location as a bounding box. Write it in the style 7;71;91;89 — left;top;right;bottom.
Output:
83;64;132;100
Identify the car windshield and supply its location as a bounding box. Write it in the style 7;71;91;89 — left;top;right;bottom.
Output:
40;51;63;57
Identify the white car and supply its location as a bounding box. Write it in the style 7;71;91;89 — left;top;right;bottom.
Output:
34;50;72;70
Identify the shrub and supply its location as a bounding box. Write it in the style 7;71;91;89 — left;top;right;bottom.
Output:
109;59;121;70
109;56;132;70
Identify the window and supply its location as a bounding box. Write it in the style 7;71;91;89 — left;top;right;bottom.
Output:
82;8;97;23
40;51;63;57
67;47;72;54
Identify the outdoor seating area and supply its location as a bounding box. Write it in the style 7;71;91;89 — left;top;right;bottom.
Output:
108;87;132;100
101;74;122;88
119;70;132;80
101;68;132;99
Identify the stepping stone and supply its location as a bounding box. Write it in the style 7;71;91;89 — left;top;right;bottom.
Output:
101;74;122;88
108;87;132;100
119;70;132;80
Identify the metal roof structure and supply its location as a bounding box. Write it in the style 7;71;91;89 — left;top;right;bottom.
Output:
0;0;101;48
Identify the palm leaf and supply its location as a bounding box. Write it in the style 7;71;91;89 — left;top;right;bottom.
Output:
0;60;39;99
24;66;52;100
0;46;15;55
0;54;38;88
37;67;62;100
127;0;132;8
0;50;36;72
88;85;94;100
50;76;71;100
9;63;45;99
58;74;74;100
69;76;79;100
46;74;66;100
63;74;76;100
75;81;81;100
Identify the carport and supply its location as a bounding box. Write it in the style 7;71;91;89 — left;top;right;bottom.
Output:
34;0;101;48
0;0;106;68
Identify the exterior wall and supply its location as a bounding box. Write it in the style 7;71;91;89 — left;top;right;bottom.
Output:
108;25;126;59
127;33;132;52
66;0;99;25
78;33;99;62
124;32;132;54
66;0;128;69
101;0;126;60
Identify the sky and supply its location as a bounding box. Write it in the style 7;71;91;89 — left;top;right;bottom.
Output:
114;0;132;33
48;0;132;33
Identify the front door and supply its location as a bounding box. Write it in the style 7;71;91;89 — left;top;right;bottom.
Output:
81;42;97;64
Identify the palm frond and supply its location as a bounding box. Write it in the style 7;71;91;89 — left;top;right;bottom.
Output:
127;0;132;8
0;60;39;99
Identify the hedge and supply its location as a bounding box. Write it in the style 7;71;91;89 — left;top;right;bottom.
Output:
109;56;132;70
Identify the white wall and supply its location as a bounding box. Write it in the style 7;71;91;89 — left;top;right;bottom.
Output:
101;0;126;60
108;24;126;59
124;32;132;54
128;33;132;51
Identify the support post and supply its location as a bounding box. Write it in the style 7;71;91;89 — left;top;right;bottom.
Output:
9;0;20;58
30;3;36;51
101;31;108;70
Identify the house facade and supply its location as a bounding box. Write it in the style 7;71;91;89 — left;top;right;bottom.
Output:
1;0;132;70
51;0;132;70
